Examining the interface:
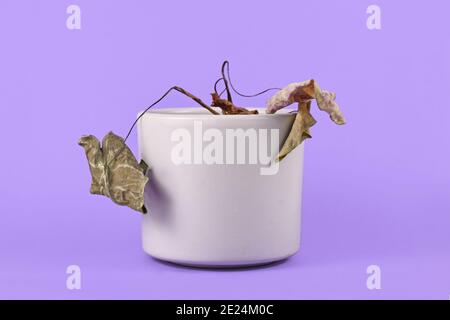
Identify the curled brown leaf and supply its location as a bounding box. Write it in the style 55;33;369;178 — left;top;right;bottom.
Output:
277;101;317;161
211;93;258;115
267;80;345;161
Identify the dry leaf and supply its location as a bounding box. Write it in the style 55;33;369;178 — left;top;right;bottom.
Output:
211;93;258;115
267;80;345;124
267;80;345;160
266;80;315;113
313;85;345;125
78;131;149;213
277;101;317;161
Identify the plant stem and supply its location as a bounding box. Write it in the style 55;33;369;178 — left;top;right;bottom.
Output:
173;86;219;115
221;61;233;103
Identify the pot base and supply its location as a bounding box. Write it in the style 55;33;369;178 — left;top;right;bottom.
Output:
147;253;295;269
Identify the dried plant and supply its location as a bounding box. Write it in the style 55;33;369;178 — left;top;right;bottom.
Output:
79;61;345;213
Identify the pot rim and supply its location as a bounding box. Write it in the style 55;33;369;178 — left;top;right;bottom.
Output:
138;107;297;120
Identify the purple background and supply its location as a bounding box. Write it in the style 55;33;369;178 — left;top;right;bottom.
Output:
1;0;449;299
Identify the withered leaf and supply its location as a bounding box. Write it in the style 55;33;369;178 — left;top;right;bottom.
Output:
78;131;149;213
277;101;316;161
267;80;345;160
266;80;315;113
211;93;258;115
267;80;345;124
313;85;345;125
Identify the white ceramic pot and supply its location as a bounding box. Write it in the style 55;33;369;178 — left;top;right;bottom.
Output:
137;108;304;267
